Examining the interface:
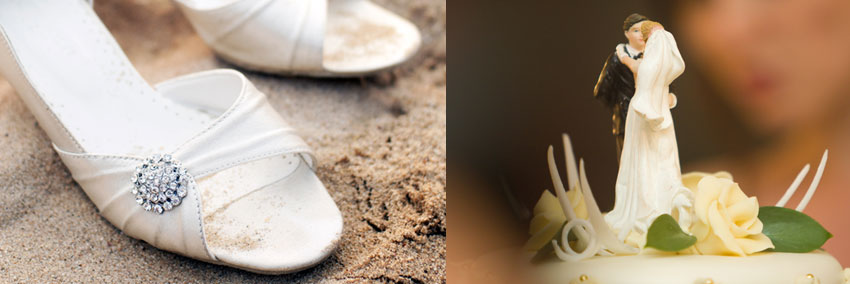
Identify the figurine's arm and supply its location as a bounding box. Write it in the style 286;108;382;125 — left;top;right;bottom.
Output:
616;48;641;74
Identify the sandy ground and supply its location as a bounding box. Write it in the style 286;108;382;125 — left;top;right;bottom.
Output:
0;0;446;282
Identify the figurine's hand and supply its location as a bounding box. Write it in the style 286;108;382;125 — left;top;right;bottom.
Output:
668;93;677;109
616;48;628;61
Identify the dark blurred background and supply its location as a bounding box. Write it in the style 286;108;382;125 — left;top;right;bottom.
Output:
451;0;725;210
450;0;738;264
450;0;850;278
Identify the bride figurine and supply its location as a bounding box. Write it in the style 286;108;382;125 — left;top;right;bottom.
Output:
603;21;694;242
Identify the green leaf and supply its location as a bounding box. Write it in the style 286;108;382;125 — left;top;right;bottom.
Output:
645;214;696;252
759;206;832;253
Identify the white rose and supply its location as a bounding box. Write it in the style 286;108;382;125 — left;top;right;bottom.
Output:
683;173;774;256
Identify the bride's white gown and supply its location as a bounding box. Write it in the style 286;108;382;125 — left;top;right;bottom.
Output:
603;30;693;241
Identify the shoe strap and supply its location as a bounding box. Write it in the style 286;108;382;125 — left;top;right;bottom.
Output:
176;0;275;43
51;69;314;261
175;0;326;72
164;70;316;177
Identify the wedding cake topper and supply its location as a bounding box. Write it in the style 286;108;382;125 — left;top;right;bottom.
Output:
526;15;832;262
601;20;694;242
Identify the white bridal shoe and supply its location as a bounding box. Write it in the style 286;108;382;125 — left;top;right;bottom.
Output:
174;0;422;76
0;0;342;274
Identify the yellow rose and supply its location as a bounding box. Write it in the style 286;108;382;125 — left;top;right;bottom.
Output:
682;171;732;192
566;186;588;220
524;188;588;252
684;173;774;256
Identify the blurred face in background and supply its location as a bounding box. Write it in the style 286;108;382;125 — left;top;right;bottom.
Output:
677;0;850;135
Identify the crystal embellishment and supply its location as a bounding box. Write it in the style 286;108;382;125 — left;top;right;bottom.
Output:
132;154;191;214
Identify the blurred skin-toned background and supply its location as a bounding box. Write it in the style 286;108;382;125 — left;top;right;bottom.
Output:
450;0;850;280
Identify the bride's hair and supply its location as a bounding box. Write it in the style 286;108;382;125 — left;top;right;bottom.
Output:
640;21;664;41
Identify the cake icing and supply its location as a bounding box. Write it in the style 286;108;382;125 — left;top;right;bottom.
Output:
536;251;845;284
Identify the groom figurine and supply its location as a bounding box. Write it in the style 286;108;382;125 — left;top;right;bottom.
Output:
593;13;648;161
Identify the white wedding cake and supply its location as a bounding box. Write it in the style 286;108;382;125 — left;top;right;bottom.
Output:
526;21;848;284
527;134;846;284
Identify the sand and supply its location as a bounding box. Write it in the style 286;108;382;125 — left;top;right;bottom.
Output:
0;0;446;282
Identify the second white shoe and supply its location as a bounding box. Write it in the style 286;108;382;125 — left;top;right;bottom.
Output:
175;0;422;76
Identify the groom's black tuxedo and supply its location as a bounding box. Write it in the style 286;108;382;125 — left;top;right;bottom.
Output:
594;44;642;161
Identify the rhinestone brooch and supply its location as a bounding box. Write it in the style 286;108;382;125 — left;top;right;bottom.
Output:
131;154;192;214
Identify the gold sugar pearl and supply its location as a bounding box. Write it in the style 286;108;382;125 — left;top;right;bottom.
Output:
806;273;814;279
579;274;589;281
